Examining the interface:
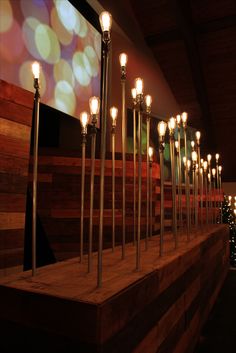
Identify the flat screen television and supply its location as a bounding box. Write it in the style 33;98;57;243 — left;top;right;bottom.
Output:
0;0;102;125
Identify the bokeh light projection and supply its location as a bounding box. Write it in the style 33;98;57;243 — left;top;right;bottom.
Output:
0;0;101;122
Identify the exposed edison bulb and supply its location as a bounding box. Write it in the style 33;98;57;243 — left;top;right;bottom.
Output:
196;131;201;142
135;77;143;95
207;154;212;163
89;96;100;115
183;156;187;166
110;106;118;126
145;94;152;108
200;158;204;166
175;141;179;150
32;61;40;79
191;140;195;148
234;209;236;216
208;173;211;182
187;160;191;170
148;146;154;160
157;121;167;138
200;167;203;175
181;112;188;125
192;151;197;162
196;163;199;170
99;11;112;32
215;153;220;161
176;114;181;125
131;88;137;100
229;195;232;201
119;53;128;67
219;165;222;173
203;161;208;171
79;111;89;131
168;117;176;133
212;168;216;177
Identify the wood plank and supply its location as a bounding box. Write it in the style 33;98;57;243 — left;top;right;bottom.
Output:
0;212;25;230
0;80;33;110
0;117;31;141
0;134;30;159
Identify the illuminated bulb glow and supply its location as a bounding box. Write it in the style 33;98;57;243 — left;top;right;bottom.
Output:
183;156;187;166
176;114;181;124
187;160;191;170
32;61;40;79
175;141;179;149
196;163;199;170
201;158;204;166
215;153;220;161
234;209;236;215
157;121;167;138
145;95;152;108
229;196;232;201
110;106;118;126
168;117;176;133
79;111;89;130
89;96;100;115
219;165;222;173
196;131;201;142
135;78;143;95
99;11;112;32
119;53;128;67
148;147;154;159
208;173;211;182
131;88;137;100
192;151;197;162
203;161;208;171
191;140;195;148
181;112;188;125
212;168;216;177
207;154;212;162
200;167;203;175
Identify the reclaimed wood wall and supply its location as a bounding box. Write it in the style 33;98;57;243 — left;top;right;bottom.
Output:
0;80;33;275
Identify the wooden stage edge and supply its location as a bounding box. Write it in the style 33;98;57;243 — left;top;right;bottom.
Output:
0;225;229;353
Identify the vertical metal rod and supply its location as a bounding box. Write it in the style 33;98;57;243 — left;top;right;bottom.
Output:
111;131;115;251
121;80;126;259
177;128;183;229
216;162;219;221
205;173;209;225
88;133;96;272
146;117;150;249
195;169;198;227
133;108;136;244
208;176;212;225
213;177;216;223
150;161;153;238
176;152;180;227
219;174;222;223
184;128;190;239
80;141;86;262
192;168;195;228
170;137;177;247
32;84;40;276
160;148;164;256
97;40;109;288
200;171;203;229
197;145;201;227
136;108;142;270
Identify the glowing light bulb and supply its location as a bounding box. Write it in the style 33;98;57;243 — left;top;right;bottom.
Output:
131;88;137;100
215;153;219;161
157;121;167;138
176;114;181;125
192;151;197;162
212;168;216;177
181;112;188;126
99;11;112;32
135;77;143;95
219;165;222;174
207;154;212;163
203;161;208;171
175;141;179;150
145;95;152;108
187;160;191;170
229;195;232;201
79;111;89;133
148;147;154;161
191;140;195;149
208;173;211;182
119;53;128;67
201;158;204;166
183;156;187;166
196;131;201;143
89;96;100;115
32;61;40;79
168;117;176;133
200;167;203;175
110;106;118;127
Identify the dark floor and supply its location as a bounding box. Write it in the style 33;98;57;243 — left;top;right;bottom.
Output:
194;269;236;353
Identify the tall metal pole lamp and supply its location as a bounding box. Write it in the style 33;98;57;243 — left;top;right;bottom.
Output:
145;94;152;250
98;11;112;287
88;97;100;272
119;53;128;259
207;154;212;224
203;160;209;226
182;112;190;239
215;153;220;221
157;121;167;256
110;107;118;252
191;151;198;228
148;147;154;238
31;61;40;276
196;131;202;228
219;165;222;223
135;78;143;270
175;140;180;229
79;111;89;263
190;140;195;226
200;166;204;230
168;117;177;248
176;115;183;230
131;88;137;244
212;168;216;223
187;159;192;234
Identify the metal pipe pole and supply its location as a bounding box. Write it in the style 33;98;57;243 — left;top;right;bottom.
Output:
136;103;142;270
88;129;96;272
184;128;190;239
177;126;183;229
32;79;40;276
133;107;136;244
146;116;150;250
208;174;212;225
97;29;110;288
204;172;209;226
200;169;203;230
111;129;116;251
219;172;222;223
80;138;86;262
212;175;216;223
170;136;177;248
195;168;199;227
149;159;153;238
121;77;126;259
160;146;164;256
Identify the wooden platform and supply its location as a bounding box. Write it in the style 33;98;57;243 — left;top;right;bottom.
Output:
0;225;229;353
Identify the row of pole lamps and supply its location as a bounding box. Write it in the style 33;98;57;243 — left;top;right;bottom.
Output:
31;11;223;287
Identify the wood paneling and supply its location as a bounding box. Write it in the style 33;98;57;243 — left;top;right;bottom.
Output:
0;80;33;273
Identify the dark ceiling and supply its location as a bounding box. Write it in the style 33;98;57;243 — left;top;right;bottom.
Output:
129;0;236;181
